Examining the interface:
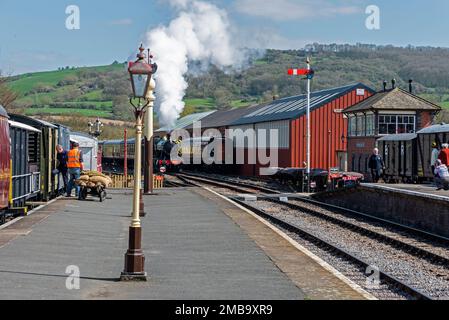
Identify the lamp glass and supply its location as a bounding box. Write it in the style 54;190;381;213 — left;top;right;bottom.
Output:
132;74;149;98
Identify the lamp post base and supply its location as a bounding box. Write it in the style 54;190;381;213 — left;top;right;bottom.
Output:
120;272;147;282
121;226;146;281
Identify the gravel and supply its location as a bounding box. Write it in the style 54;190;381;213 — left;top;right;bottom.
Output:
254;200;449;300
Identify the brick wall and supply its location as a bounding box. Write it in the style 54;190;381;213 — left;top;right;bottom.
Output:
347;136;377;178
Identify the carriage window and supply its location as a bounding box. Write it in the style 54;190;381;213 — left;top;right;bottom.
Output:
379;115;415;135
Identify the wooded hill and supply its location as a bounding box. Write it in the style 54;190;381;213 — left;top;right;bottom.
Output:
2;43;449;138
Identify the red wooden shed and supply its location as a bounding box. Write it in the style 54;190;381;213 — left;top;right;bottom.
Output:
227;83;376;176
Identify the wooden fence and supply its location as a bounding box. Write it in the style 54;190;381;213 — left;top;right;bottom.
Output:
106;174;165;189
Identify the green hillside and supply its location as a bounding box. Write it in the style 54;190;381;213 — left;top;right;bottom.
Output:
5;44;449;126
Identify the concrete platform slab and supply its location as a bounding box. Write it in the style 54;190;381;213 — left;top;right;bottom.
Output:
0;188;309;300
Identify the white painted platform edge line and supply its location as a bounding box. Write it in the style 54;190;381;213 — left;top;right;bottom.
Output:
0;197;60;231
203;186;377;301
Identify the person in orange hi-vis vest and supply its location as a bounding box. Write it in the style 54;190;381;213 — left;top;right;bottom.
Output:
66;142;84;198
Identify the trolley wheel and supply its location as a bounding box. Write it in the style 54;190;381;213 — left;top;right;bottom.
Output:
99;191;106;202
80;188;88;200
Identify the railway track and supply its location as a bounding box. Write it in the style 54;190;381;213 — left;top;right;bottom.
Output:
178;172;449;300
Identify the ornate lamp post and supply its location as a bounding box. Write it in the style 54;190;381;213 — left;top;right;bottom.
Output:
120;44;156;281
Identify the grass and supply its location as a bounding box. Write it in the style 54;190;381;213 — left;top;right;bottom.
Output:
184;98;215;108
230;99;254;108
8;63;124;93
25;107;113;118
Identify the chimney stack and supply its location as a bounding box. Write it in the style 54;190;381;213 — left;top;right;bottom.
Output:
383;80;387;92
409;79;413;94
392;79;396;89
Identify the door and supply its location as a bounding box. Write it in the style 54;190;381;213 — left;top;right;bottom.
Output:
337;152;347;172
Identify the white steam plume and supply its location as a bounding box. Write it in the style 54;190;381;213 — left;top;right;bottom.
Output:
144;0;236;127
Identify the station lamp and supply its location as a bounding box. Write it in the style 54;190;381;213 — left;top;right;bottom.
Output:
120;44;156;281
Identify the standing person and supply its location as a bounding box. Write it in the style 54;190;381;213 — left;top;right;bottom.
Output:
368;148;385;183
66;142;84;198
434;159;449;191
439;143;449;166
56;145;69;195
163;133;173;160
431;142;440;175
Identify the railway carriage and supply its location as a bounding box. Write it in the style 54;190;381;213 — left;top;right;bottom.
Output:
9;120;42;207
378;123;449;183
378;134;418;183
416;124;449;179
9;114;59;201
0;105;11;219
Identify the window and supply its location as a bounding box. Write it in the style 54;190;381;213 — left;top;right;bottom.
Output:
356;116;365;136
366;114;375;136
348;116;357;137
379;115;415;135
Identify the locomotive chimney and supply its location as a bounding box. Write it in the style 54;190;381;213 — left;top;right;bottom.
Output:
409;79;413;93
383;80;387;92
392;79;396;89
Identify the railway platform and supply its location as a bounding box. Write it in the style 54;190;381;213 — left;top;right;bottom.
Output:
314;182;449;239
0;187;369;300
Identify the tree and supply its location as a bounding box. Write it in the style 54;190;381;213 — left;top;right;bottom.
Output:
213;88;232;110
0;72;18;108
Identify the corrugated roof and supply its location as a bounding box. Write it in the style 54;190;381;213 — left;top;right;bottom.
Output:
230;83;375;126
184;105;260;130
377;133;417;141
156;111;216;133
344;88;441;113
417;123;449;134
0;105;8;118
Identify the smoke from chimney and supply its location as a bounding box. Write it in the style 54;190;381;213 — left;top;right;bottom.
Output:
143;0;237;127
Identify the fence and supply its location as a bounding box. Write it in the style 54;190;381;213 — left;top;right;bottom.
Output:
106;174;165;189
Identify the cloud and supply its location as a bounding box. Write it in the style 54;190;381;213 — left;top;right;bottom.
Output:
234;0;361;21
110;18;133;26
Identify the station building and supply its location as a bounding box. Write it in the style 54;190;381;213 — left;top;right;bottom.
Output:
343;86;441;178
226;83;376;176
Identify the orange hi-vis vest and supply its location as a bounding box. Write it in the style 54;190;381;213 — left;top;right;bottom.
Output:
67;149;81;168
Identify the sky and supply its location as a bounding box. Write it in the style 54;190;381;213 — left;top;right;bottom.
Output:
0;0;448;75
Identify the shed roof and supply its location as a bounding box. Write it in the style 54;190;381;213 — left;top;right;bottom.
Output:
156;111;216;133
230;83;375;126
70;132;98;147
0;105;8;118
184;105;260;130
9;114;57;129
344;88;441;114
377;133;417;141
417;123;449;134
